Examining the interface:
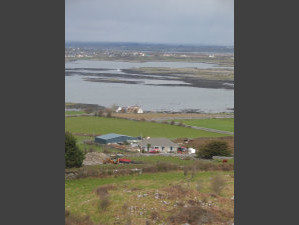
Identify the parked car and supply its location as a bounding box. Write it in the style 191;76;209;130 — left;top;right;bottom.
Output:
149;149;159;153
177;147;187;154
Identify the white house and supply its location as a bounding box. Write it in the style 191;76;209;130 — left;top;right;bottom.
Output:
139;138;179;153
127;106;143;114
115;106;123;113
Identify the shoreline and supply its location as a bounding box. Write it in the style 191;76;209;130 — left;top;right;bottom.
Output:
65;102;234;115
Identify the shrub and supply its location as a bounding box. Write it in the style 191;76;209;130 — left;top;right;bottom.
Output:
98;110;104;117
196;180;202;192
197;141;231;159
106;111;112;118
65;210;96;225
168;206;214;225
95;185;116;197
156;162;178;172
142;166;157;173
150;211;161;221
98;194;111;210
84;107;94;114
164;185;187;199
170;120;175;125
105;108;113;118
210;175;226;195
191;166;196;179
65;131;84;168
183;166;189;176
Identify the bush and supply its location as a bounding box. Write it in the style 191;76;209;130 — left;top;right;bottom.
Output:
183;166;189;176
98;110;104;117
65;210;95;225
65;131;84;168
156;162;178;172
168;206;214;225
84;107;94;114
197;141;231;159
210;175;226;195
95;185;116;197
98;194;111;210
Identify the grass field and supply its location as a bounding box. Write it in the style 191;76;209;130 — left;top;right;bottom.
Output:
65;170;234;224
174;118;234;132
65;117;229;139
65;111;85;115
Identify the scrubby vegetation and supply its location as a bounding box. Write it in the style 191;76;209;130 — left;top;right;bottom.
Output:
65;170;234;224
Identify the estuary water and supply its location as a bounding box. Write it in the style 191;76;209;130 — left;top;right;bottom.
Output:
65;60;234;113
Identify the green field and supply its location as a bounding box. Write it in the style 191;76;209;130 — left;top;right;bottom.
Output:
65;111;85;115
65;170;234;224
174;118;234;132
65;117;229;139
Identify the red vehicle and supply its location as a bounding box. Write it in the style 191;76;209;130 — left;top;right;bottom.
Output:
149;149;159;153
118;158;132;164
105;154;132;164
177;147;187;154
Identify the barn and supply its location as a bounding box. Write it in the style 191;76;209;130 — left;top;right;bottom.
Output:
95;133;138;144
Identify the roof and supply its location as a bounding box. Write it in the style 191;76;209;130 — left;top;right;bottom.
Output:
95;133;132;140
140;138;179;147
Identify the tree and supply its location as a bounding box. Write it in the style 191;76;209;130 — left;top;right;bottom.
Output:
65;131;84;168
197;141;231;159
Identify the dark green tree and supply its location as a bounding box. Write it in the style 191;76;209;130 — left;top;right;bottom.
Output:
65;131;84;168
197;141;231;159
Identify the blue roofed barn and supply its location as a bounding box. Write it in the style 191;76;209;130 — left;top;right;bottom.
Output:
95;133;137;144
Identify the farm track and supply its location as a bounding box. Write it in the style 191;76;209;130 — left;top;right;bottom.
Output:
184;125;234;135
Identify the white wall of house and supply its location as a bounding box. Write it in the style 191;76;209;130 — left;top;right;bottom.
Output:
142;145;178;153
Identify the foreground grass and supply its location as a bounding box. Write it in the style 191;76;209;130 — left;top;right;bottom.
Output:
65;170;234;224
65;117;228;139
174;118;234;132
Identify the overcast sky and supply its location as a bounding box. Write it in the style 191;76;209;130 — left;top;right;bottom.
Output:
65;0;234;46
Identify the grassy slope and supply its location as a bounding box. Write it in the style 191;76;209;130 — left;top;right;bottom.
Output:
175;118;234;132
65;171;234;224
65;117;228;139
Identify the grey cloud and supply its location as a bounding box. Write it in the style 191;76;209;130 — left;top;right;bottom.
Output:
66;0;234;45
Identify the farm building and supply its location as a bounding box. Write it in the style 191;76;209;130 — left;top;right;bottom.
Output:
127;106;143;114
139;138;179;153
95;133;138;144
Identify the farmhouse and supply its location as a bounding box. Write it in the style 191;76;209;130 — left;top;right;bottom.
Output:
139;138;179;153
95;133;138;144
115;106;123;113
127;106;143;114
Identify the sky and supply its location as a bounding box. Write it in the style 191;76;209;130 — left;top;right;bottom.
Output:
65;0;234;46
